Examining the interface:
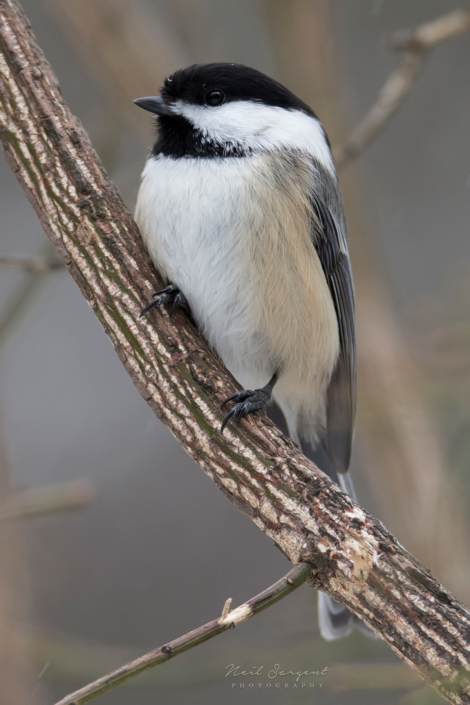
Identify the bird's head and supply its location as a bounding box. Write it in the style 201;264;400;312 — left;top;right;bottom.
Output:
134;63;332;166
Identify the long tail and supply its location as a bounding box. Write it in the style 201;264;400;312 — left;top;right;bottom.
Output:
268;404;376;640
293;434;376;640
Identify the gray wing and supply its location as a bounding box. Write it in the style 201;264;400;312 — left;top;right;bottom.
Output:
309;167;356;476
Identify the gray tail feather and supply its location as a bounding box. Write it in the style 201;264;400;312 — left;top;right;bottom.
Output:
266;405;377;640
318;592;377;640
337;470;357;502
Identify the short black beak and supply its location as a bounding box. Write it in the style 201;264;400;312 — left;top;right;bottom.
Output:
134;96;174;117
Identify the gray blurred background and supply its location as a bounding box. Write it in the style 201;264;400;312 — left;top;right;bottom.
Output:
1;1;470;703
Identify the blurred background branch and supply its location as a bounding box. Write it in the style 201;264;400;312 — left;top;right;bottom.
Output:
0;256;64;272
333;9;470;167
0;241;61;343
0;479;96;521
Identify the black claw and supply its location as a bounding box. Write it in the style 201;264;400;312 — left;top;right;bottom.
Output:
221;407;238;434
221;389;252;408
177;293;190;313
220;374;278;433
140;284;189;318
234;404;246;421
139;296;165;318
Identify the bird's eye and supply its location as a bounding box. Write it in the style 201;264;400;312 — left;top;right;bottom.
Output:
205;90;225;106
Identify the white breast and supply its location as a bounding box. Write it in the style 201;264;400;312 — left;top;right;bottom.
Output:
136;155;266;377
135;152;339;441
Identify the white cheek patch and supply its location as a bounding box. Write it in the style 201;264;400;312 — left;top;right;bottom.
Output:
172;100;335;173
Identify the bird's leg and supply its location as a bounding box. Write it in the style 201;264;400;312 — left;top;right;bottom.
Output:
221;373;278;433
140;284;190;318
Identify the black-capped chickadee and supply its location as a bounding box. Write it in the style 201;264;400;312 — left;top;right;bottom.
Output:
135;63;370;640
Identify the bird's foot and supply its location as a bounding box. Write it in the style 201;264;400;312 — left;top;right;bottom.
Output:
221;374;277;433
140;284;189;318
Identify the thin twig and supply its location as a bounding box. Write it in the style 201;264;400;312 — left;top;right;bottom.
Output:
0;255;64;272
333;9;470;167
0;479;96;520
54;563;311;705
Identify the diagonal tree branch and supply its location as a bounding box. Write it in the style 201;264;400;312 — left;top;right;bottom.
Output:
54;563;312;705
0;2;470;703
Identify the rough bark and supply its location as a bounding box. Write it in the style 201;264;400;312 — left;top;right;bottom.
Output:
1;2;470;702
